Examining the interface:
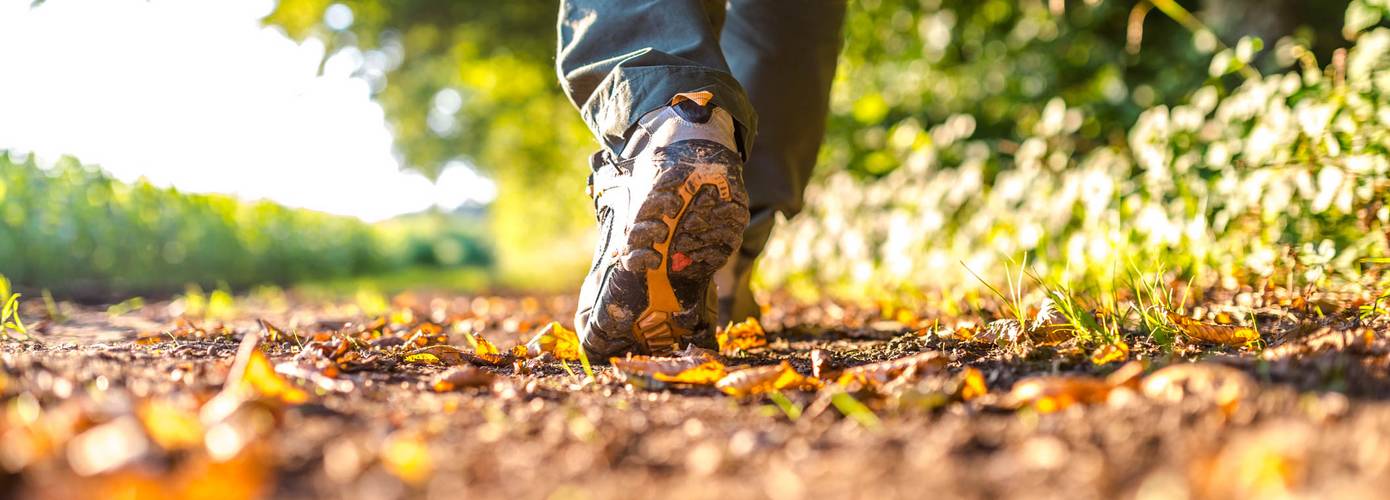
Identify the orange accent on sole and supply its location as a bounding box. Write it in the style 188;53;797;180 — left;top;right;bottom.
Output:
633;162;733;354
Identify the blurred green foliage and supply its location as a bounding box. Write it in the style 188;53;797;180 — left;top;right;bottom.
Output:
760;0;1390;303
267;0;596;286
0;153;487;298
262;0;1366;292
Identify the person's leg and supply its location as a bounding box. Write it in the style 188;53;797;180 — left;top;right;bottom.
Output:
557;0;757;156
718;0;847;323
557;0;753;357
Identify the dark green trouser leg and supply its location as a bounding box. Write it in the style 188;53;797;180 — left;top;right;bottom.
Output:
719;0;847;323
556;0;757;156
557;0;845;323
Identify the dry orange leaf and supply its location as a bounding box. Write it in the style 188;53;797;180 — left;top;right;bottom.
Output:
1090;340;1130;366
431;365;497;392
957;367;988;400
405;323;447;347
717;318;768;354
612;353;727;385
1168;312;1260;346
716;361;813;396
1007;375;1112;413
835;351;947;389
524;322;584;361
236;346;308;405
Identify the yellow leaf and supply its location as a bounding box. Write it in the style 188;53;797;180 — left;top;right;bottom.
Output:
611;353;727;386
404;352;441;365
524;322;583;361
137;399;204;450
238;348;307;404
381;431;432;486
1168;313;1260;346
716;317;768;354
957;367;988;400
1090;340;1130;366
470;333;501;356
654;360;727;385
405;345;506;366
716;361;813;396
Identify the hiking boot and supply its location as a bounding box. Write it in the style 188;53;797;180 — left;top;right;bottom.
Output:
576;92;750;358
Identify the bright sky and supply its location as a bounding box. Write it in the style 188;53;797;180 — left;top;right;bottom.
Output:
0;0;496;222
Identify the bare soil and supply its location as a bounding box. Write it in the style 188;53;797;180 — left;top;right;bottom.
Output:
2;290;1388;499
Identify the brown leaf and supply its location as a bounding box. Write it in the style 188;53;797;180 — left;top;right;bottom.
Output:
1168;312;1260;346
431;366;497;392
1141;362;1254;415
1029;298;1074;345
835;351;947;390
810;349;830;379
716;318;768;354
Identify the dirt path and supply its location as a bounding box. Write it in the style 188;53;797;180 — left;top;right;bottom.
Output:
2;292;1388;499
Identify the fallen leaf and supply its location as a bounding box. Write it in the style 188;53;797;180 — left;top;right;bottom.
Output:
405;345;506;366
257;319;299;344
404;352;441;365
1168;312;1259;346
1142;362;1254;415
466;332;501;356
137;399;204;451
810;349;830;379
431;366;497;392
231;339;307;405
1090;340;1129;366
274;361;355;393
835;351;947;390
1029;298;1074;345
716;318;768;354
956;367;988;400
404;323;447;348
974;319;1023;344
611;352;726;385
1007;375;1112;413
524;322;584;361
717;362;815;396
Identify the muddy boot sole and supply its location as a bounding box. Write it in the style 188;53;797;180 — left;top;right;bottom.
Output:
582;139;749;356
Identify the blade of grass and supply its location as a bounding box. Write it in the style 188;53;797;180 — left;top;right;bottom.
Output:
767;391;802;421
830;391;882;431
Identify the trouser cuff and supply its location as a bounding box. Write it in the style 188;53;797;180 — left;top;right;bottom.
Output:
580;65;757;161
